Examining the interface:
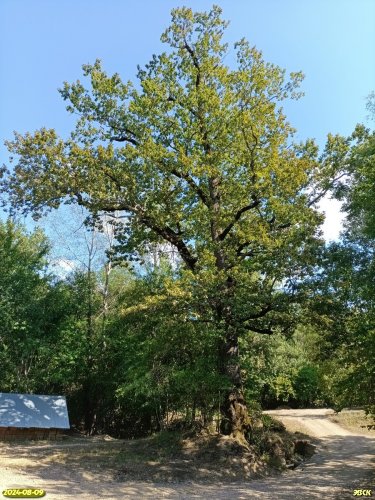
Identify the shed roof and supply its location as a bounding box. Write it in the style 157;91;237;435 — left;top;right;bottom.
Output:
0;393;70;429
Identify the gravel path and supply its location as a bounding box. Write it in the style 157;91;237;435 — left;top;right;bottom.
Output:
1;409;374;499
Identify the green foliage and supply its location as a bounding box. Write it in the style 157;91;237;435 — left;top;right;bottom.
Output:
334;125;375;239
0;6;357;435
261;414;285;432
0;220;53;392
1;7;329;336
111;267;228;432
241;324;324;408
308;99;375;417
293;365;320;406
313;241;375;415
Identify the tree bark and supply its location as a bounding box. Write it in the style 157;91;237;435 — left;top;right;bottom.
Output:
216;278;251;441
218;324;251;441
82;379;96;435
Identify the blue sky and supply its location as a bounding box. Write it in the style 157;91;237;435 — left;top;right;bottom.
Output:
1;0;374;240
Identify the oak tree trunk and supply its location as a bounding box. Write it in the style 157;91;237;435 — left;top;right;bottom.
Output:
219;323;251;441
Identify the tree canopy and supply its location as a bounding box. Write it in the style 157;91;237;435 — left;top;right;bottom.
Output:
0;6;350;437
311;108;375;416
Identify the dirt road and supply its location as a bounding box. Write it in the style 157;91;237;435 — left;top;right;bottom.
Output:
1;409;374;499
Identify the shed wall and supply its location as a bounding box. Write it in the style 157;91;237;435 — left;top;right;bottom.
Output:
0;427;64;441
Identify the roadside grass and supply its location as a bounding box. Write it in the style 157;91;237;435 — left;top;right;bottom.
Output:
328;409;375;435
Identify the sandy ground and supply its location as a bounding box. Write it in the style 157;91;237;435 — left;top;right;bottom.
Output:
0;409;374;499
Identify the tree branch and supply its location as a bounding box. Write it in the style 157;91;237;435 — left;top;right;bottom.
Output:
86;197;198;270
236;241;250;255
138;213;197;271
184;39;200;88
102;170;122;191
240;303;272;323
307;172;347;207
246;325;273;335
109;135;138;146
218;199;260;241
109;124;139;146
170;167;209;207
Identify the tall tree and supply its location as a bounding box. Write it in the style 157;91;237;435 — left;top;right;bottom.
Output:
1;6;338;438
314;114;375;415
0;220;52;391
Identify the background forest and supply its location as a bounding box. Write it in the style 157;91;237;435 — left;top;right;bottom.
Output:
0;6;374;438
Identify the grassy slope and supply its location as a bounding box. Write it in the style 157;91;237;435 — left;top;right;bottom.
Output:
1;420;312;483
328;410;375;436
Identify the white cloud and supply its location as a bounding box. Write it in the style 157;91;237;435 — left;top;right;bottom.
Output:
318;196;345;242
51;258;77;278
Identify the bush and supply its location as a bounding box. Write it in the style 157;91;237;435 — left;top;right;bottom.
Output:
293;365;320;406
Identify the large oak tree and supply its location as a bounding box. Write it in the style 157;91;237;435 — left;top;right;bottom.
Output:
1;6;339;438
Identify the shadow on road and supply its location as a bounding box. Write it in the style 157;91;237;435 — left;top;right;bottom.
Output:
0;433;374;499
